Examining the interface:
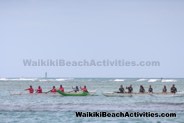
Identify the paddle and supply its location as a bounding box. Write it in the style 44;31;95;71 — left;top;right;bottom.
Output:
43;90;51;94
10;91;23;95
67;90;75;93
113;91;129;94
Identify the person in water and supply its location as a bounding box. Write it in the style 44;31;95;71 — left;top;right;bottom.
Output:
25;85;34;93
139;85;145;93
36;86;42;93
50;86;57;93
59;85;64;92
119;85;124;93
80;85;88;92
126;85;133;93
72;86;79;92
170;84;177;93
162;85;167;93
148;85;153;93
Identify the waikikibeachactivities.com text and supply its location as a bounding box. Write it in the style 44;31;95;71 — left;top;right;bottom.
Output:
23;59;160;67
75;112;176;118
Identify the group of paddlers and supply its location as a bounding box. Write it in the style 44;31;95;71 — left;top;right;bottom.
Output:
25;85;88;94
118;84;177;94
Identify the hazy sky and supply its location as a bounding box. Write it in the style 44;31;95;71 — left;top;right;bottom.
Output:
0;0;184;78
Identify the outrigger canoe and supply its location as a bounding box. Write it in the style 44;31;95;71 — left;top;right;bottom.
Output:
103;92;133;97
103;91;184;97
152;91;184;97
57;90;96;96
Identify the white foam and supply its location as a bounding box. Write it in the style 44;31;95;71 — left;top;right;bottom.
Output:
39;79;48;82
161;79;177;82
0;78;36;81
148;79;160;82
7;78;20;81
18;78;36;81
0;78;7;81
55;79;66;81
114;79;124;82
136;79;147;82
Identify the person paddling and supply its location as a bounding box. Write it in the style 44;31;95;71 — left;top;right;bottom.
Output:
126;85;133;93
25;85;34;93
50;86;57;93
59;85;64;92
162;85;167;93
139;85;145;93
72;86;79;92
148;85;153;93
170;84;177;94
80;85;88;92
36;86;42;93
119;85;124;93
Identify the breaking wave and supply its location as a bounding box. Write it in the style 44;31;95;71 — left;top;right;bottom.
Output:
162;79;177;83
114;79;124;82
148;79;160;82
136;79;147;82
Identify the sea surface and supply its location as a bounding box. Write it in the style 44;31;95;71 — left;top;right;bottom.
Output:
0;78;184;123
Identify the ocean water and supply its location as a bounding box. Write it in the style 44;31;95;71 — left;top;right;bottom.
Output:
0;78;184;123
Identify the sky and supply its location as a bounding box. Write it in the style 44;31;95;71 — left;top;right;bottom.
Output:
0;0;184;78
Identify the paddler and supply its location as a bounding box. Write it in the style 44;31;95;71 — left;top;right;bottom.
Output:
72;86;79;92
36;86;42;93
170;84;177;93
25;85;34;93
126;85;133;93
162;85;167;93
139;85;145;93
50;86;57;93
80;85;88;92
59;85;64;92
148;85;153;93
119;85;124;93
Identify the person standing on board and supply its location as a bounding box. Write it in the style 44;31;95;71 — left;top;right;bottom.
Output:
170;84;177;94
139;85;145;93
162;85;167;93
25;85;34;93
119;85;124;93
148;85;153;93
80;85;88;92
36;86;42;93
59;85;64;92
126;85;133;93
50;86;57;93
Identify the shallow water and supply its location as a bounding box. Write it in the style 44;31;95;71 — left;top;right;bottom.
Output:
0;78;184;123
